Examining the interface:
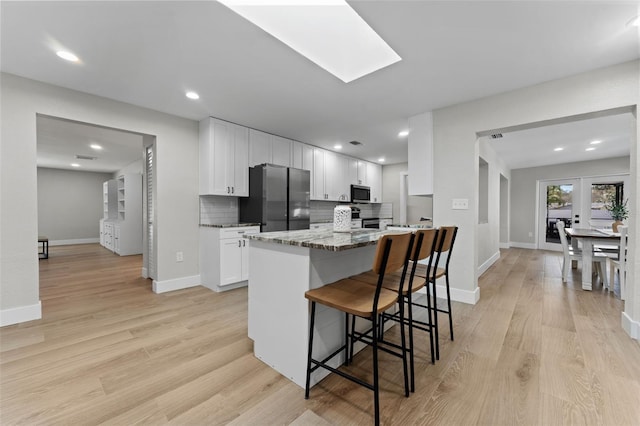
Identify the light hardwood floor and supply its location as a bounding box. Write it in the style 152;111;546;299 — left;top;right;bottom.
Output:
1;244;639;425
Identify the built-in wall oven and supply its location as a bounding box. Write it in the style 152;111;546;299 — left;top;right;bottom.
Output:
362;218;380;229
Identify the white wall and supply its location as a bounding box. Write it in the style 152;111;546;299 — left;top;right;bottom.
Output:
114;158;144;177
510;156;630;246
477;141;510;274
37;167;112;243
0;73;199;325
430;60;638;337
382;162;432;223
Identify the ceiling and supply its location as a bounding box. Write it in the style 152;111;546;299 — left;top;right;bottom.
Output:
486;112;633;170
2;1;639;166
36;115;144;173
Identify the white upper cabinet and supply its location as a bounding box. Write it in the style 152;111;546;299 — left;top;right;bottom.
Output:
292;141;314;171
367;162;382;203
249;129;271;166
272;135;292;167
249;129;293;167
200;117;249;197
347;158;359;185
312;148;349;202
356;160;367;185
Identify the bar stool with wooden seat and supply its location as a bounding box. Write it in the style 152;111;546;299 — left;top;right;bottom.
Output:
304;232;415;426
350;228;443;393
412;226;458;359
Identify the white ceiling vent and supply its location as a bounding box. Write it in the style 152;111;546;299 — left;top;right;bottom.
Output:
349;140;363;146
75;154;97;160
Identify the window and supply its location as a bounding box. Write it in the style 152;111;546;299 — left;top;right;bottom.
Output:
591;182;623;220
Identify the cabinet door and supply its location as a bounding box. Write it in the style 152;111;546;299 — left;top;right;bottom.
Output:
212;119;232;195
312;148;326;200
249;129;272;167
114;225;121;254
220;239;243;286
232;124;249;196
271;136;292;167
367;162;382;203
240;239;250;281
357;161;368;186
325;153;349;201
347;158;359;186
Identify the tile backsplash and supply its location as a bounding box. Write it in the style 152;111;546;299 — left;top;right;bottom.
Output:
200;196;239;225
201;196;393;225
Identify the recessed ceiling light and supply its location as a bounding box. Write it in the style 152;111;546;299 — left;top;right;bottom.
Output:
70;163;81;167
218;0;401;83
334;144;342;150
590;140;602;145
186;91;200;100
554;147;564;152
398;130;409;137
90;144;103;150
378;157;385;163
586;147;596;151
627;15;639;27
56;50;79;62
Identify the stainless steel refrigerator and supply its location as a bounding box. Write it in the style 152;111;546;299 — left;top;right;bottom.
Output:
239;164;310;232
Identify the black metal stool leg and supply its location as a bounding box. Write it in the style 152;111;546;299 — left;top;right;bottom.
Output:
446;274;454;341
432;280;440;360
398;298;409;397
371;312;380;426
305;302;317;399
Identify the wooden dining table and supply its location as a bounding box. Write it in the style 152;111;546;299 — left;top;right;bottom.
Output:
564;227;620;291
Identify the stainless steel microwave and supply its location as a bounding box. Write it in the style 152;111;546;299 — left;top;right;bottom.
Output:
350;184;370;203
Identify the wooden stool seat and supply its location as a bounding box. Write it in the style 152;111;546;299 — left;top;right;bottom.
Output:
305;279;398;317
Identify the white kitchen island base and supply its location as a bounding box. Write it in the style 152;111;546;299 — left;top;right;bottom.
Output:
248;238;378;388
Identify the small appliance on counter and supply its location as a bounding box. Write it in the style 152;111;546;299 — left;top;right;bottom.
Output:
239;164;310;232
350;206;361;218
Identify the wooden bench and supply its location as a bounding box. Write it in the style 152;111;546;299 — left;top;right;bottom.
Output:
38;236;49;259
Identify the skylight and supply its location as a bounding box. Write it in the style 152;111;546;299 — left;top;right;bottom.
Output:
218;0;401;83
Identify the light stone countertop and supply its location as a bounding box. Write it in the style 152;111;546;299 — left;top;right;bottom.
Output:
244;228;402;252
199;223;261;228
387;223;433;229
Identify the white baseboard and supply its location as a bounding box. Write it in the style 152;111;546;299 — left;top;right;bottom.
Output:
152;275;201;294
1;301;42;327
509;242;537;250
478;251;500;276
141;267;148;279
499;242;510;249
415;283;480;305
49;238;99;246
622;311;639;340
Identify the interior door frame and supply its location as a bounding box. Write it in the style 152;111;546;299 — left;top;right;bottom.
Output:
537;178;581;251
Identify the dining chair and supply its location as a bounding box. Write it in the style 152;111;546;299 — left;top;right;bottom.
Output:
556;221;609;287
608;225;628;299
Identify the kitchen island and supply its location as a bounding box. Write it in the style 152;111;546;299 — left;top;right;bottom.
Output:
245;228;393;388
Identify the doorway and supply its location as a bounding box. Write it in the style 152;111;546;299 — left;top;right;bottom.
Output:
36;115;156;286
538;179;580;251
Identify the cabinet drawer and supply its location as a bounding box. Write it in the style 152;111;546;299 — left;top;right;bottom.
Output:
219;226;259;240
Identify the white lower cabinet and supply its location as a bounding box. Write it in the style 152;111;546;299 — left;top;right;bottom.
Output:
200;226;260;292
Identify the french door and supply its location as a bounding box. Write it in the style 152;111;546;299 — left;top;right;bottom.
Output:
538;179;580;251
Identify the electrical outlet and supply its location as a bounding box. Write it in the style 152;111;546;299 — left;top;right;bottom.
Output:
452;198;469;210
176;251;183;262
528;232;533;237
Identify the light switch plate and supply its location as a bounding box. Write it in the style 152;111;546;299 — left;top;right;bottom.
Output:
452;198;469;210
